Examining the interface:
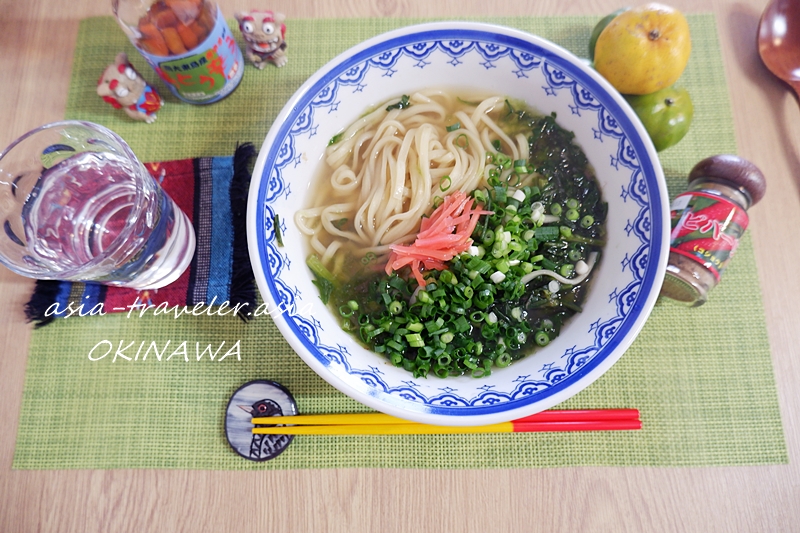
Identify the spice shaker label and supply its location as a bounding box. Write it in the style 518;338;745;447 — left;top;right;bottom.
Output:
669;191;749;280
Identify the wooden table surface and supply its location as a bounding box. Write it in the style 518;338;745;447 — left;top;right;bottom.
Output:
1;0;798;531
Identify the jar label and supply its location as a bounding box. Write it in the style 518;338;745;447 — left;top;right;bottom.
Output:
135;6;243;104
669;191;749;281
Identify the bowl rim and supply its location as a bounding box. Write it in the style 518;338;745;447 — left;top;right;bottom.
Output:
247;21;669;426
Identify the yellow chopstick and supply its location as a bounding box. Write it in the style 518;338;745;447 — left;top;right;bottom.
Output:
253;422;516;435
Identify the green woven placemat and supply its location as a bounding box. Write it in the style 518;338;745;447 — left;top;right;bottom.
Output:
13;14;787;469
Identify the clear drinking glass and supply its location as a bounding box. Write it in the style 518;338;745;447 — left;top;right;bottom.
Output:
0;121;195;289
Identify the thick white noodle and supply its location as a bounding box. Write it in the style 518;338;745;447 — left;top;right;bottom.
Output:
516;133;530;161
519;252;599;286
295;91;519;266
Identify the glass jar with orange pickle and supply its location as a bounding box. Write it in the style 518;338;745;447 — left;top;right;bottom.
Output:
113;0;244;104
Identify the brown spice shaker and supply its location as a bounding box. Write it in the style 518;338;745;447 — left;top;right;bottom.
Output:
660;155;766;306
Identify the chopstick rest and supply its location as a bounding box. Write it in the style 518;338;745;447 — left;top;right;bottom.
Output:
224;380;298;461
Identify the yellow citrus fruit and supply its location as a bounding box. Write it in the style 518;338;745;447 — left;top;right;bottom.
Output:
594;3;691;95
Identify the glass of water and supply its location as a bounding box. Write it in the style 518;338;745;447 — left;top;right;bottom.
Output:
0;121;195;289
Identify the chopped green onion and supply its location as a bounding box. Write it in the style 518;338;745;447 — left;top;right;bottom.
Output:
470;273;485;288
433;365;450;378
446;122;461;132
475;289;494;309
405;333;425;347
386;340;403;352
534;226;560;241
312;277;333;305
388;275;409;292
541;258;559;271
439;269;458;285
273;214;284;247
440;175;452;191
425;317;445;333
494;153;511;168
496;352;512;368
386;94;410;111
360;251;377;265
307;254;336;283
407;322;424;333
535;331;550;346
453;315;471;333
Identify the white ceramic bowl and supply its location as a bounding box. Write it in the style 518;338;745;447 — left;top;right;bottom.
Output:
247;22;669;426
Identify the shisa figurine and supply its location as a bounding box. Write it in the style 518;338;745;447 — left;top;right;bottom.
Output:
235;10;288;69
97;53;163;123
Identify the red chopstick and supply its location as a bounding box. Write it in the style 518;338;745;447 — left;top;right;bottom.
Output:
511;419;642;432
513;408;640;423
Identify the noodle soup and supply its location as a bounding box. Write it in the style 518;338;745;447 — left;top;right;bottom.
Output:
296;90;606;378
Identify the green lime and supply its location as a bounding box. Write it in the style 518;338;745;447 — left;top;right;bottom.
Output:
625;86;694;152
588;7;630;61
